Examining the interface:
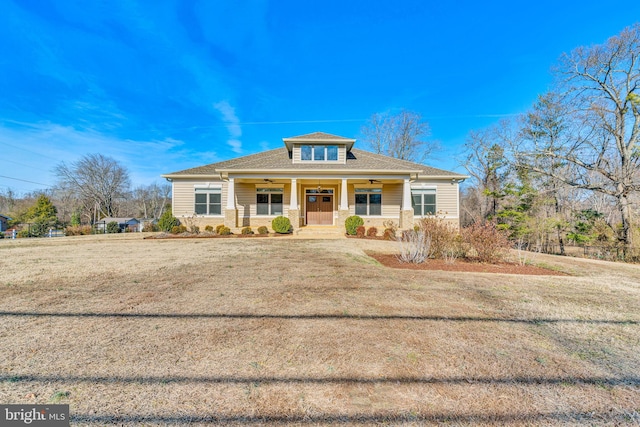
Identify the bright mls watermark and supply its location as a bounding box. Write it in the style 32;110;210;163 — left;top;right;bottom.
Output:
1;405;69;426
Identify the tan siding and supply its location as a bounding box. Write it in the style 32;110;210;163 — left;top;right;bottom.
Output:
382;184;402;217
338;146;346;163
435;181;458;217
235;183;255;219
237;183;290;226
172;179;226;218
347;184;402;221
292;145;301;163
292;143;347;164
412;179;460;218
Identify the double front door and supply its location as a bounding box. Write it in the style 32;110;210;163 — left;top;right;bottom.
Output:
306;194;333;225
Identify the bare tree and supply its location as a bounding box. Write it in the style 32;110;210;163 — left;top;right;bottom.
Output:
131;182;171;219
461;122;512;221
54;154;131;223
513;24;640;249
360;110;438;163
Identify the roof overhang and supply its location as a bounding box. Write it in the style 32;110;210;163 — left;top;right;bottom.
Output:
163;171;469;182
282;136;356;151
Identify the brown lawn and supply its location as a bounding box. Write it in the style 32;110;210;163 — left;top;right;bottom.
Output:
0;234;638;426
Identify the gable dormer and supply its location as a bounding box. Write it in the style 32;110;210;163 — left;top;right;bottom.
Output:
283;132;355;165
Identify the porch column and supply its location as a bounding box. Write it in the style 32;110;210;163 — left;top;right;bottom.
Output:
401;178;414;229
224;177;237;228
338;178;350;228
288;178;300;228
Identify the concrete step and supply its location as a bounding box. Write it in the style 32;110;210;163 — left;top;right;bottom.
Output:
293;226;346;239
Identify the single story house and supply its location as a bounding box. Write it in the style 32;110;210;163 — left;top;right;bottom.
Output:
0;214;11;232
96;217;141;232
162;132;467;230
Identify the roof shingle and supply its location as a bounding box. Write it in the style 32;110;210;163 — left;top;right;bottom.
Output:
164;148;466;178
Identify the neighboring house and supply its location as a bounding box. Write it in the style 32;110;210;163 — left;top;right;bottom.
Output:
97;217;141;232
162;132;468;230
0;214;11;232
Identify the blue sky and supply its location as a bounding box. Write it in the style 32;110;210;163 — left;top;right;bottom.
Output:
1;1;639;195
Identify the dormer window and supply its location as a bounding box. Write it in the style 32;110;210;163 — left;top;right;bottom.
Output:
301;145;339;161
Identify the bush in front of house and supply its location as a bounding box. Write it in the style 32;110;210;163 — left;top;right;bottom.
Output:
345;215;364;235
367;226;378;237
272;216;292;234
356;225;366;238
257;226;269;235
461;220;510;263
106;221;120;234
170;225;187;234
215;224;225;234
241;226;254;235
158;210;179;232
218;226;231;235
204;225;214;233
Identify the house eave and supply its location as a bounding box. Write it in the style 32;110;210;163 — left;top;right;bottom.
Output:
282;138;356;151
215;168;423;176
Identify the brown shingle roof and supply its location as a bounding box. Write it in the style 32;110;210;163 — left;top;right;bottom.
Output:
284;132;353;140
164;148;466;178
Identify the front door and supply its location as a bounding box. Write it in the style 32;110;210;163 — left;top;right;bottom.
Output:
306;195;333;225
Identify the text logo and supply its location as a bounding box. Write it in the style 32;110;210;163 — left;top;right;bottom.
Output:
1;405;69;426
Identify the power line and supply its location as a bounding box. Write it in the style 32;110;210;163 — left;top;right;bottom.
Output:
0;174;49;187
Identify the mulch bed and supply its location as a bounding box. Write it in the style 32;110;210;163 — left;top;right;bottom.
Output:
366;252;568;276
144;233;291;239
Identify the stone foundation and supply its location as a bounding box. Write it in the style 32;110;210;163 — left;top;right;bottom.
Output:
337;209;350;230
400;209;414;229
287;209;300;230
224;209;237;228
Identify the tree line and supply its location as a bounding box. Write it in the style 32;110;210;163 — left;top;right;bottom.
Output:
459;24;640;256
1;153;170;236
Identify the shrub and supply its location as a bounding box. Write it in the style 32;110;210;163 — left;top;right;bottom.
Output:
65;225;93;236
157;210;179;232
241;226;254;235
106;221;120;234
418;217;459;259
218;226;231;235
366;226;378;237
142;222;159;232
383;228;396;240
345;215;364;236
257;226;269;235
396;230;431;264
70;212;81;227
215;224;225;234
272;216;292;234
462;221;510;263
170;225;187;234
356;225;366;238
204;225;214;233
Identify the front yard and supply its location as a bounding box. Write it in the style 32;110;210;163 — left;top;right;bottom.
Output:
0;235;638;425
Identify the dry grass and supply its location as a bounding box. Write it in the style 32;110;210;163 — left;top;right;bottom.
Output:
0;234;639;426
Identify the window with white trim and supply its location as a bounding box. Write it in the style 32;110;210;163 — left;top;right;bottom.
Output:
412;188;436;216
355;188;382;216
195;188;222;215
256;188;283;215
300;145;338;161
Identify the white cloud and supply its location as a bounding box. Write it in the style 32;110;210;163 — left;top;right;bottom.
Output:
0;121;217;194
213;100;243;153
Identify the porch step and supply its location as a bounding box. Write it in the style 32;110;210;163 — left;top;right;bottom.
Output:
293;226;346;239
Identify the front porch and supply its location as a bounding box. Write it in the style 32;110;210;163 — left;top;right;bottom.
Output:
222;176;416;231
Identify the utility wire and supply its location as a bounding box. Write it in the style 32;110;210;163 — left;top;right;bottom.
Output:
0;175;49;187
